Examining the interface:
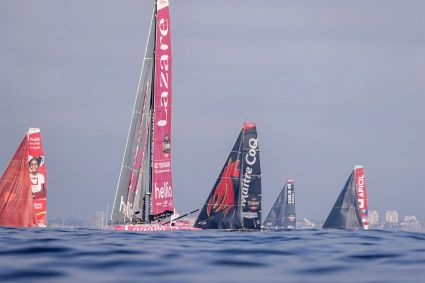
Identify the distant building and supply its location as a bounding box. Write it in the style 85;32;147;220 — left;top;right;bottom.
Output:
401;216;422;232
369;210;379;225
298;218;316;229
403;216;417;222
385;210;399;224
95;211;105;229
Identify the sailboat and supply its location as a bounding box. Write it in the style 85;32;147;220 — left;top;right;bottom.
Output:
111;0;198;232
0;128;47;227
263;179;296;230
322;165;369;229
195;122;262;230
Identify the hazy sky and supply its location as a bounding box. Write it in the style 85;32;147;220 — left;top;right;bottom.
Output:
1;1;424;221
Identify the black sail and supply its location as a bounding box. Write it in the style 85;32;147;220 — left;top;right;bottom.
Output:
194;131;243;229
195;123;262;230
240;123;262;230
263;179;296;230
111;6;156;224
322;171;363;229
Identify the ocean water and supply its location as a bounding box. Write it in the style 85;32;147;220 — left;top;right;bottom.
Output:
0;228;424;283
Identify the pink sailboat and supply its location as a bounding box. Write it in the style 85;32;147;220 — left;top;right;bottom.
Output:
111;0;199;231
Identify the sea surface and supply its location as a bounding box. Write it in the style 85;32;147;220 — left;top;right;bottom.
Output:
0;227;424;283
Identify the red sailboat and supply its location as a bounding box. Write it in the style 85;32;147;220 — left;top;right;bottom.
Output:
0;128;47;227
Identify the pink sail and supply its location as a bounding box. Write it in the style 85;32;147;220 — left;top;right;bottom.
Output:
151;1;174;216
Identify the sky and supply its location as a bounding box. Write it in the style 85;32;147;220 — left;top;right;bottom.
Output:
0;0;424;222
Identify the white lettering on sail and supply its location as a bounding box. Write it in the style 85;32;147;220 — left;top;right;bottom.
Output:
159;18;169;50
241;138;258;206
245;138;258;165
154;181;173;199
157;92;168;127
160;70;169;88
357;175;365;208
160;54;169;71
157;17;170;128
154;161;171;169
119;195;133;218
287;185;295;204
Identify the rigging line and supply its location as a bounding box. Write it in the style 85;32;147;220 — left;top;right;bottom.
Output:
126;80;151;214
111;4;156;222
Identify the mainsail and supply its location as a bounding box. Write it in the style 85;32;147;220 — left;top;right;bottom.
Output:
195;123;262;230
0;128;46;227
263;179;296;230
112;0;174;225
322;165;368;229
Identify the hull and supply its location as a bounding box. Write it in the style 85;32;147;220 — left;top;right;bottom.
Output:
115;224;201;232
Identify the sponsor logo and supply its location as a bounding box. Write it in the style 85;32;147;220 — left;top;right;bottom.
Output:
156;16;170;127
154;181;172;199
119;195;133;218
28;136;41;150
207;158;240;217
241;212;258;219
241;138;258;207
288;214;296;222
287;187;295;204
34;203;43;210
153;161;171;169
247;196;260;212
163;134;170;153
125;225;167;232
356;174;365;209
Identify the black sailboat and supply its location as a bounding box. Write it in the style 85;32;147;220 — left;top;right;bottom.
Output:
195;123;262;230
263;179;296;230
322;165;368;229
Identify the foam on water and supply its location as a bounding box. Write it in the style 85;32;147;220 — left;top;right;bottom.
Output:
0;227;424;283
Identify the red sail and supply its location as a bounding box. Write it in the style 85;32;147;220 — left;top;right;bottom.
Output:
354;165;368;229
151;0;174;216
28;128;47;227
0;134;36;227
